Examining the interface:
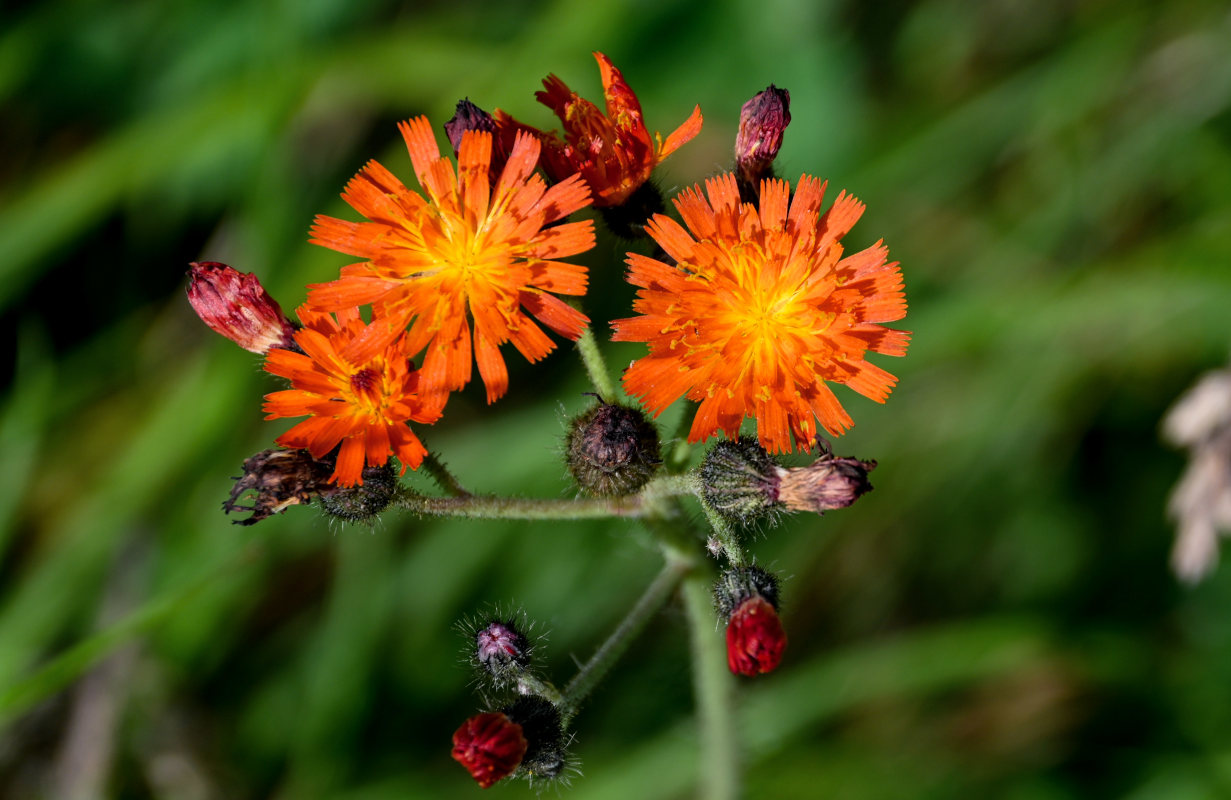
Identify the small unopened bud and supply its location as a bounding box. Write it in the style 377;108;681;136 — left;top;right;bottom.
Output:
222;449;334;525
445;98;498;151
714;566;786;676
452;712;528;788
472;618;532;688
445;98;508;179
186;261;297;353
699;438;781;525
565;400;661;496
317;462;399;523
735;85;791;201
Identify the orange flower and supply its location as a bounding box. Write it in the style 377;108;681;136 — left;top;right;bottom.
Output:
495;51;703;207
263;306;441;487
611;174;909;454
307;116;595;405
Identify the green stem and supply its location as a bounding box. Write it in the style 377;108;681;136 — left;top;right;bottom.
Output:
682;569;739;800
575;326;619;403
418;447;471;498
394;491;644;520
516;673;563;706
558;557;691;725
392;472;698;521
698;499;747;567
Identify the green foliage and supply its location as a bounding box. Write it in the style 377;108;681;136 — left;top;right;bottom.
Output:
3;0;1231;796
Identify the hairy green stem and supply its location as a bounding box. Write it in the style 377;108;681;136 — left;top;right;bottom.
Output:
558;557;691;725
392;472;698;521
418;448;471;498
575;326;619;403
395;491;643;520
516;673;563;706
682;569;739;800
698;500;746;567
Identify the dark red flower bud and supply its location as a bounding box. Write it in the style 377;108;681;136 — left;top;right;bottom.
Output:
186;261;297;353
726;595;787;676
778;454;876;513
565;400;661;496
735;85;791;201
714;566;786;676
445;98;508;179
452;712;528;788
445;98;498;151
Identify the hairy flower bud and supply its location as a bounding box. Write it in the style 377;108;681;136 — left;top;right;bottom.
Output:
565;401;661;496
726;595;787;676
186;261;297;353
700;438;781;525
451;696;568;789
452;712;528;788
714;566;786;676
777;454;876;513
735;84;791;201
316;462;399;523
471;618;533;688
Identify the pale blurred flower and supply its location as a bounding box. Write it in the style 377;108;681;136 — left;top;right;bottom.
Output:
1163;368;1231;582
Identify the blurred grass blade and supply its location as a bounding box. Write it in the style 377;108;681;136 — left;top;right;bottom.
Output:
0;543;261;727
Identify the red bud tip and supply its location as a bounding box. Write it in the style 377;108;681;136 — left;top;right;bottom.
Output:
451;712;528;788
725;595;787;676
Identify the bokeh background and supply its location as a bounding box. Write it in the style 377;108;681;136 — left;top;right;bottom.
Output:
4;0;1231;797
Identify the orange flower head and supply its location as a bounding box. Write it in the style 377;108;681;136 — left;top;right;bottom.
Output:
307;116;596;405
495;51;703;207
611;173;910;454
263;305;441;487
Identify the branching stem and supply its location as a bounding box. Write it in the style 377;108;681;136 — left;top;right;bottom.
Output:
558;557;691;725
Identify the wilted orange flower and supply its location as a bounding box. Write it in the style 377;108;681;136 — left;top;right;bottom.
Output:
263;305;441;487
495;51;703;207
307;116;595;405
611;174;909;454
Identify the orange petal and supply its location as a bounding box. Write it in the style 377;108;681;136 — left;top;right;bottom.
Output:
332;437;366;486
473;327;509;404
658;104;703;160
399;116;442;190
520;291;588;339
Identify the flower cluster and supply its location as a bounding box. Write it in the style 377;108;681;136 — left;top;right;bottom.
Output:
185;53;909;791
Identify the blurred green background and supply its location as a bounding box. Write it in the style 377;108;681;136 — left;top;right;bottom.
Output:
4;0;1231;797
